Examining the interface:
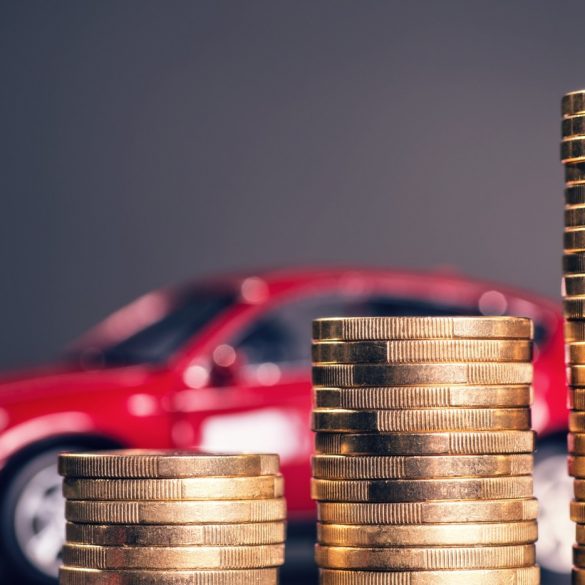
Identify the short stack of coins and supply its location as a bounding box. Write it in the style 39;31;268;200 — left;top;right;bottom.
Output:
58;451;286;585
561;89;585;585
311;316;540;585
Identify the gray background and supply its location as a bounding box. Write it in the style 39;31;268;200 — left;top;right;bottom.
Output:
0;0;581;370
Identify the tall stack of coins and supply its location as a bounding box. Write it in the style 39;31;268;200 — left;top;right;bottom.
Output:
311;316;539;585
58;451;286;585
561;89;585;585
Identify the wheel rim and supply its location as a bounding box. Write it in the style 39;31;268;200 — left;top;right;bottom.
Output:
13;459;64;577
534;452;573;574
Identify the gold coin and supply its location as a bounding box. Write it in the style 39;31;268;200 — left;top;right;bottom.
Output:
563;91;585;117
312;363;532;387
63;475;284;501
576;524;585;544
570;500;585;522
312;454;533;480
62;543;284;570
319;568;540;585
65;522;285;546
567;186;585;205
564;274;585;294
569;433;585;454
574;566;585;584
570;347;585;367
311;476;533;502
566;205;585;229
65;498;286;524
317;521;538;546
311;339;532;364
569;456;585;478
570;412;585;432
312;317;533;341
312;408;531;432
575;546;585;567
566;230;585;254
314;386;533;409
317;499;539;524
574;480;585;500
314;431;536;455
314;544;535;570
569;389;585;409
566;162;585;185
563;116;585;139
568;366;585;387
564;252;585;274
59;568;279;585
562;138;585;163
59;451;280;479
564;297;585;319
566;320;585;342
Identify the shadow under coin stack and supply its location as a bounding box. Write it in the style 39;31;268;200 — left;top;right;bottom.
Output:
561;89;585;585
58;451;286;585
311;316;539;585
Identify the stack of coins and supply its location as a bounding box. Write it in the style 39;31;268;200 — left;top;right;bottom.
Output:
561;89;585;584
58;451;286;585
311;316;540;585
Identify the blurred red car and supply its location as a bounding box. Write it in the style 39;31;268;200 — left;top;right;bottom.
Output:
0;268;569;584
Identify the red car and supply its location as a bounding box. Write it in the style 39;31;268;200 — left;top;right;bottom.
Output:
0;267;570;583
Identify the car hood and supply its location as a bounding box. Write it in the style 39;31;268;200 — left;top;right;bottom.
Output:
0;363;156;405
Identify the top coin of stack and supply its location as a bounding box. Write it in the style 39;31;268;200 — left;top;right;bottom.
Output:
311;316;540;585
58;451;286;585
561;89;585;585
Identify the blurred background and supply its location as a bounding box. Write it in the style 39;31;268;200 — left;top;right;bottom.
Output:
2;1;585;584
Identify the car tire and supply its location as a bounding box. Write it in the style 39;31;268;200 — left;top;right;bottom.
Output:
534;434;573;579
0;445;81;585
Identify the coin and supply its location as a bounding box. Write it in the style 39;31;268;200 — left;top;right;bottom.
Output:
564;297;585;319
573;481;585;500
314;544;535;570
566;206;585;229
564;252;585;274
568;367;585;387
570;434;585;454
312;409;531;432
59;568;280;585
65;498;286;524
562;138;585;163
569;457;585;478
567;186;585;205
570;412;585;432
62;543;284;570
317;521;538;546
570;500;585;522
564;91;585;117
574;545;585;567
565;162;585;185
63;475;284;500
65;522;285;546
566;320;585;342
312;317;533;341
563;116;585;138
311;340;532;364
319;568;540;585
312;454;532;480
317;499;539;524
576;523;585;544
564;275;585;295
574;566;585;584
565;230;585;254
312;363;532;387
59;452;280;479
311;476;533;502
314;386;533;409
314;431;536;456
570;389;585;409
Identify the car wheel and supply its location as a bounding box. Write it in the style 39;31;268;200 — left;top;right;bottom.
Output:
534;435;573;577
0;447;72;585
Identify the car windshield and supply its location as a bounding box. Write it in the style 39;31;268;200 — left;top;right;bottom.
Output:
85;289;236;366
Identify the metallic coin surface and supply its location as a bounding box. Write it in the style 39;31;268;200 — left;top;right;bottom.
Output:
565;162;585;185
319;568;540;585
59;568;279;585
59;452;280;479
317;521;538;546
317;499;539;524
574;545;585;567
568;366;585;387
65;522;285;546
311;340;532;364
312;408;531;433
312;363;533;387
62;543;284;570
564;91;585;117
576;523;585;544
314;431;536;456
566;320;585;342
564;297;585;319
311;454;533;479
562;138;585;163
565;274;585;295
311;476;533;502
314;544;535;570
564;252;585;274
65;498;286;524
63;475;284;501
566;206;585;228
571;389;585;410
570;433;585;455
563;115;585;138
569;456;585;478
570;412;585;432
574;567;585;584
314;386;533;409
312;317;533;341
565;230;585;253
567;186;585;205
573;480;585;500
570;500;585;523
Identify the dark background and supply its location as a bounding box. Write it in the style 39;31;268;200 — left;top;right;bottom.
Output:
1;0;581;370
